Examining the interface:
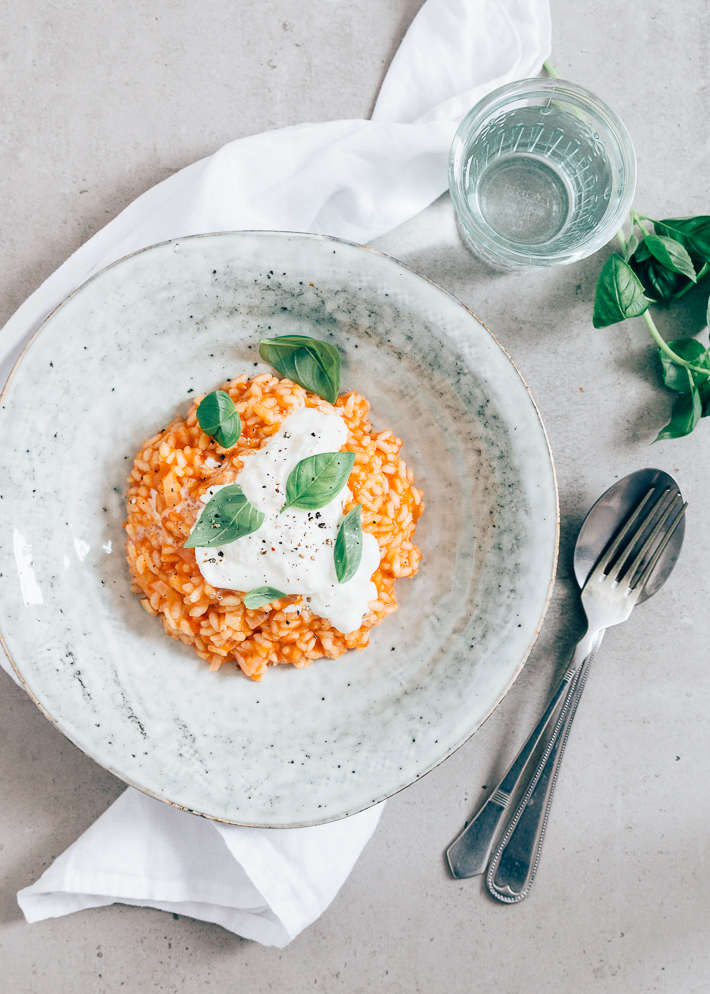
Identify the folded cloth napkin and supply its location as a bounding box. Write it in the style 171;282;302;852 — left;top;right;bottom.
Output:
2;0;550;947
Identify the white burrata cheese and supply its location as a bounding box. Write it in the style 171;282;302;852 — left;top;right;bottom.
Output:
193;406;381;634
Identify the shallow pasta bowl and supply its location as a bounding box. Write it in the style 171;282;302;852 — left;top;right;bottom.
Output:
0;231;558;827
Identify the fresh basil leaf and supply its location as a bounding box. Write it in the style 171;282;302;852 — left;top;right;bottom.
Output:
243;586;287;610
334;504;363;584
261;339;299;381
196;390;241;448
659;338;710;392
281;451;355;511
648;261;684;307
654;216;710;264
633;239;651;263
593;254;651;328
259;335;341;404
699;380;710;417
631;257;684;308
623;233;639;264
644;235;696;282
291;348;337;405
185;484;264;548
655;379;701;441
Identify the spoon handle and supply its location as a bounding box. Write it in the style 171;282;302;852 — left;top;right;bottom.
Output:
485;630;604;903
446;628;600;878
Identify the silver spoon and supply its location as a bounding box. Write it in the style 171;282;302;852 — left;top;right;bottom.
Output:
446;468;686;883
485;467;686;901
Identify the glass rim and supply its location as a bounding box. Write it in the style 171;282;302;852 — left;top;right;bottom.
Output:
448;77;637;268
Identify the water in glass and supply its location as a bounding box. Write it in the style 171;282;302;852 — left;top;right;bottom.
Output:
464;104;613;251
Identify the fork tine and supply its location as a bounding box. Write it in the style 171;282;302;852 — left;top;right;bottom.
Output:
589;487;664;583
619;492;682;588
629;500;687;592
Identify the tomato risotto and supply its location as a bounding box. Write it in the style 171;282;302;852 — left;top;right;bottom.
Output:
125;374;423;680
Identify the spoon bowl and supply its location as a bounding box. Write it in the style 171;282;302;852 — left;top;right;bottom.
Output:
574;467;685;603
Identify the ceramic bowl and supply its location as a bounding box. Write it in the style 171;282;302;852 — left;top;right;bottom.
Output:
0;231;558;826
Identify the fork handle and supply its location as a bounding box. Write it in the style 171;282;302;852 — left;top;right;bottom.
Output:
486;631;604;903
446;626;601;878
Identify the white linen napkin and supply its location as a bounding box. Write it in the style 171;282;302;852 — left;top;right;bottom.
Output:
2;0;550;947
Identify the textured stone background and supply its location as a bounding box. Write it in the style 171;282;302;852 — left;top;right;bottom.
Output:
1;1;709;990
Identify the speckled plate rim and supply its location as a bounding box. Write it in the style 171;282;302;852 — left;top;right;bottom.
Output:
0;230;559;826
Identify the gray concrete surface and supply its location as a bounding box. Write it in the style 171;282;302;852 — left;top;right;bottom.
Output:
1;1;709;991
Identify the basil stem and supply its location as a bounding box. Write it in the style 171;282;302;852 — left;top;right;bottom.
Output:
659;338;710;392
643;311;710;377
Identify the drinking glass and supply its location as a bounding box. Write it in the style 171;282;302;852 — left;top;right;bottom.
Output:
449;78;636;268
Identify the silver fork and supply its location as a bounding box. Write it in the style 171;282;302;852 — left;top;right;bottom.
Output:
484;486;687;902
447;485;687;884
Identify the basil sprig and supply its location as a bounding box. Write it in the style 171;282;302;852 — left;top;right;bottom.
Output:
196;390;241;448
243;586;287;610
281;451;355;512
334;504;363;584
185;484;264;548
592;210;710;440
259;335;341;404
655;333;710;440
